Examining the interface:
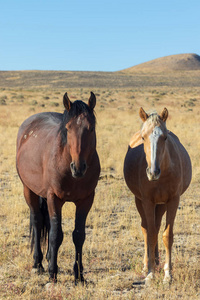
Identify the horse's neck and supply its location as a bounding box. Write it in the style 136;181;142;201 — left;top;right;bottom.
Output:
160;143;172;172
161;139;178;173
53;136;71;167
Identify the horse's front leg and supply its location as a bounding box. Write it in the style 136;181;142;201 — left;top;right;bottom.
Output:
73;192;94;285
162;196;179;283
135;197;148;273
47;192;64;282
142;201;157;284
155;204;166;265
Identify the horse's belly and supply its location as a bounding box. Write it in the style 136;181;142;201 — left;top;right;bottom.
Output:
17;146;45;196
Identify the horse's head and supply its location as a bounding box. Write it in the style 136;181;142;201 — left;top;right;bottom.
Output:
62;92;97;179
139;107;168;181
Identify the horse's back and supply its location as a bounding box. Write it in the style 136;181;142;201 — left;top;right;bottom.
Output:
17;112;62;148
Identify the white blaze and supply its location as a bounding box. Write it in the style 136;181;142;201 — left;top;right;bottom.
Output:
149;126;162;174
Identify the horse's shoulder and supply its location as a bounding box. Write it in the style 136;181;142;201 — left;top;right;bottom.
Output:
168;131;191;162
168;131;180;143
168;131;187;153
129;131;143;149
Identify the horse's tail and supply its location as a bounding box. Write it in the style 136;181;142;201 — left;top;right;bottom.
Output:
30;197;50;252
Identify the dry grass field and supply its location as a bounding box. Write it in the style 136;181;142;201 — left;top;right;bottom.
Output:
0;74;200;299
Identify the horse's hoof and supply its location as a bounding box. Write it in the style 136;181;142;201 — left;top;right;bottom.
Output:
145;272;154;286
31;268;38;275
75;277;85;287
45;282;56;291
163;269;172;285
163;275;172;285
31;265;44;275
49;275;57;284
75;280;84;287
38;266;44;274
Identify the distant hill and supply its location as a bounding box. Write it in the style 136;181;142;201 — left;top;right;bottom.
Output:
1;54;200;89
121;53;200;73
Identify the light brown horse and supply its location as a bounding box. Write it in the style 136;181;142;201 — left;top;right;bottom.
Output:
16;92;100;284
124;107;192;284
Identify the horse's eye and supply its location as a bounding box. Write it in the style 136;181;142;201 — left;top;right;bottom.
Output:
142;137;144;140
164;136;167;141
90;127;94;133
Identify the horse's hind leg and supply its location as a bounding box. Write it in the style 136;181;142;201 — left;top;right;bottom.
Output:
24;185;44;272
73;192;94;284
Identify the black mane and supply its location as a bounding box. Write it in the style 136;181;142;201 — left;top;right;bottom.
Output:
59;100;96;146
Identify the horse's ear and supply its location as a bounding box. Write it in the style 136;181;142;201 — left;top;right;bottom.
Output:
160;108;168;122
139;107;148;122
88;92;96;110
63;92;72;111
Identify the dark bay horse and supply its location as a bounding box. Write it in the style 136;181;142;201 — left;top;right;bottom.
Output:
124;107;192;284
16;92;100;283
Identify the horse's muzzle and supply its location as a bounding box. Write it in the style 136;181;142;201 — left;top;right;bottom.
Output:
146;167;161;181
70;161;87;179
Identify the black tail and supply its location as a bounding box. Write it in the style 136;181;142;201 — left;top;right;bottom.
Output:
30;197;50;252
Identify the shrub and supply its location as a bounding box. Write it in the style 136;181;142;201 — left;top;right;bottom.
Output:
31;100;38;105
0;97;7;105
50;102;59;107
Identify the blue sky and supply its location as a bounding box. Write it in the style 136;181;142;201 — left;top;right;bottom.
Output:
0;0;199;71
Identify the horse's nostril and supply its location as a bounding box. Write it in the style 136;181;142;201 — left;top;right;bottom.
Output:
155;168;161;176
70;161;87;178
70;162;76;172
146;166;161;181
82;162;87;171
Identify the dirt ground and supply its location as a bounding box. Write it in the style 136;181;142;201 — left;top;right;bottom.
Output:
0;82;200;299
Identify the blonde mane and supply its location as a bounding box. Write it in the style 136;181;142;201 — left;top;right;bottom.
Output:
146;112;167;128
140;112;168;137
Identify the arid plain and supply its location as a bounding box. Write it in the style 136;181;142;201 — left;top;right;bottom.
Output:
0;55;200;299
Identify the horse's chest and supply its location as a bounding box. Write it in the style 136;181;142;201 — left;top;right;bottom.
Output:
151;187;169;204
143;180;180;204
52;175;97;202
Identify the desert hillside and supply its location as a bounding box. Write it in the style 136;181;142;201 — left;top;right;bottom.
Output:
121;53;200;73
1;54;200;89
